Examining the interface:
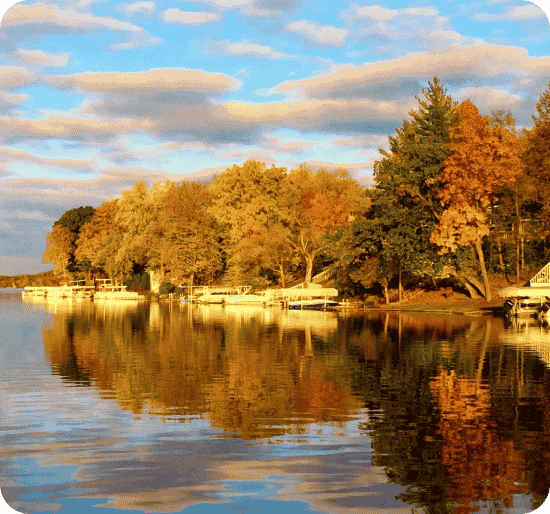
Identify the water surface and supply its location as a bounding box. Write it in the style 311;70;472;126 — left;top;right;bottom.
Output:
1;292;549;513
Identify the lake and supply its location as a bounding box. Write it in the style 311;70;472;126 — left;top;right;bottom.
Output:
1;290;549;514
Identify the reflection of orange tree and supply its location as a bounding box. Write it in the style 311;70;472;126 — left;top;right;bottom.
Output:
42;305;361;434
42;305;223;419
430;368;528;513
208;334;362;439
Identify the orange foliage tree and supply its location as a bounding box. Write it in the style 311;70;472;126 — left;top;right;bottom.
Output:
430;100;523;300
284;166;361;286
74;199;125;279
42;224;75;281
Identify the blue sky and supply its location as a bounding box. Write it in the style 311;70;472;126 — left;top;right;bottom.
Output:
0;0;549;275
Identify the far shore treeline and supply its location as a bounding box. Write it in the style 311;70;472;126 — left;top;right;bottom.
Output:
7;78;550;303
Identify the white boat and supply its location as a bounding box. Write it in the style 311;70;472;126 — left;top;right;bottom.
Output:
195;286;251;304
288;299;339;310
224;293;271;306
94;279;141;300
503;298;546;318
94;286;140;300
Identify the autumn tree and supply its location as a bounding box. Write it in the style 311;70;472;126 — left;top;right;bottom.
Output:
430;100;523;300
488;112;538;281
157;181;222;286
42;224;75;281
283;166;363;287
208;160;295;287
49;206;96;275
523;81;550;237
74;199;124;279
115;180;176;287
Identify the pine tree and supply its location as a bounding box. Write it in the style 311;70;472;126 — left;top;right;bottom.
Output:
361;78;461;298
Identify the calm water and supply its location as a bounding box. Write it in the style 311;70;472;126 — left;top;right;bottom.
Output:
1;291;549;514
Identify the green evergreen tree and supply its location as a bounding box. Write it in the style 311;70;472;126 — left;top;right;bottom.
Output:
354;78;475;299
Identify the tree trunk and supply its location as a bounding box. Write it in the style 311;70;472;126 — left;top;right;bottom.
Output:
278;264;286;288
515;181;521;284
521;236;525;272
398;265;403;302
474;238;492;301
383;283;390;305
456;273;483;298
463;281;481;299
497;240;505;269
304;254;314;287
516;227;520;285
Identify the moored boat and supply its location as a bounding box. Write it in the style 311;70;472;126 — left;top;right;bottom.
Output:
195;286;252;304
288;299;339;310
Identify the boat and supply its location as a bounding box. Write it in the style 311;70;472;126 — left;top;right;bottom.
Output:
288;299;339;310
94;285;140;300
536;302;550;321
503;297;545;318
195;286;252;304
499;285;550;318
93;279;141;300
224;293;270;306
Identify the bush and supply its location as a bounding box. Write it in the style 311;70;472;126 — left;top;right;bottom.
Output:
159;282;175;295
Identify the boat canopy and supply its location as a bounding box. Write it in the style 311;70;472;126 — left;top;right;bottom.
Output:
498;286;550;298
261;287;338;299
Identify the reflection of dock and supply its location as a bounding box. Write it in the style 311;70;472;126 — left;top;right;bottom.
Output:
187;304;279;324
279;309;338;332
180;303;339;334
498;320;550;368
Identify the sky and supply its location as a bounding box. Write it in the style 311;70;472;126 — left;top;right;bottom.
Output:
0;0;549;276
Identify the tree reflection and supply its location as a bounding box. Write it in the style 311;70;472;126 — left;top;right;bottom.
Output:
346;312;550;513
42;302;361;438
40;303;550;511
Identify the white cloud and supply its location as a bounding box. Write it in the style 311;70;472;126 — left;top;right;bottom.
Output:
161;8;220;25
274;44;550;101
340;4;474;53
4;3;143;32
50;68;240;95
454;86;523;114
120;1;155;16
217;41;294;60
262;135;315;153
473;4;548;21
286;19;348;47
332;134;389;150
14;49;70;68
0;148;96;174
0;66;39;113
2;3;163;51
352;5;395;21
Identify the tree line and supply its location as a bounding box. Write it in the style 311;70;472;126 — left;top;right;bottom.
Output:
41;77;550;301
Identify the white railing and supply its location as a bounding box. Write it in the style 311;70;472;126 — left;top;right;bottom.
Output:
530;262;550;286
290;267;335;289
